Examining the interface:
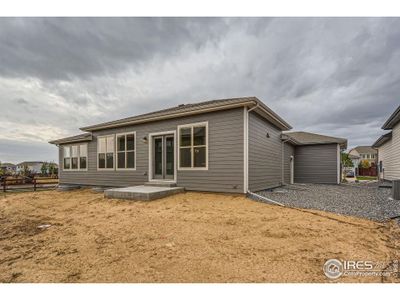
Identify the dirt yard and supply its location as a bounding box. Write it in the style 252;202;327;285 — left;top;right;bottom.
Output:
0;189;399;283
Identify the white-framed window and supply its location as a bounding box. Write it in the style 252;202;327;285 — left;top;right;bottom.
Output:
79;144;88;169
71;145;78;169
178;122;208;170
63;143;88;171
63;146;71;170
97;135;115;170
116;132;136;170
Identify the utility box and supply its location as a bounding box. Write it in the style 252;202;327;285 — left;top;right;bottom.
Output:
393;180;400;200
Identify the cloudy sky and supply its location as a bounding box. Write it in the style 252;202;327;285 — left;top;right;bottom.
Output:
0;17;399;163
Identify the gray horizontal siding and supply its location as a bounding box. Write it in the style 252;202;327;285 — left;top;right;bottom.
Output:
378;122;400;180
283;142;294;184
59;108;244;193
248;111;282;191
294;144;338;184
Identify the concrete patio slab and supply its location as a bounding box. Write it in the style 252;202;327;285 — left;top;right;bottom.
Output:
104;185;184;201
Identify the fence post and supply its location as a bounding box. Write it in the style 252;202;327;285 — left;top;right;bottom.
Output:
33;179;37;192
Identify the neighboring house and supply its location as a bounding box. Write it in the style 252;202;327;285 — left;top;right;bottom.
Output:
348;146;377;165
0;163;16;174
372;105;400;181
348;153;361;175
49;97;347;193
16;161;45;174
282;132;347;184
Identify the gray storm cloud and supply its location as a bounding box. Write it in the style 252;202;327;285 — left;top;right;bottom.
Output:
0;17;399;163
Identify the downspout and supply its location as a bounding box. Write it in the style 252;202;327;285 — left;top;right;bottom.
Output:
281;135;297;185
281;137;291;185
244;102;259;193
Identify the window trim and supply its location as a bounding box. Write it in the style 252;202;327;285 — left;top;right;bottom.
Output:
177;121;208;171
97;134;115;171
62;143;88;172
115;131;137;171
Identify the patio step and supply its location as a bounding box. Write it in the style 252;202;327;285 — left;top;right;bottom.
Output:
144;181;177;188
104;185;184;201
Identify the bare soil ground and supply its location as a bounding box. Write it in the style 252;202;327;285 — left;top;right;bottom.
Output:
0;190;399;283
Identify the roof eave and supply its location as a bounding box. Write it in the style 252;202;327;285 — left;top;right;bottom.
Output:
282;132;347;149
80;99;292;132
372;132;392;148
382;106;400;130
49;135;93;145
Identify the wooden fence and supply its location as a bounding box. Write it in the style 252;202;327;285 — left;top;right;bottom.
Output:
358;167;377;177
1;176;59;193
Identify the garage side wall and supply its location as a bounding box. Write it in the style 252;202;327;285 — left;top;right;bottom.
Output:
248;111;283;191
294;144;339;184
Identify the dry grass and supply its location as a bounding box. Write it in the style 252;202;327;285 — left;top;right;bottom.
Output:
0;189;399;283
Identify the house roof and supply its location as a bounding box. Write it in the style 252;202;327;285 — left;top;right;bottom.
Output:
348;154;360;159
282;131;347;148
382;105;400;130
349;146;377;155
0;163;16;167
79;97;292;132
49;133;93;145
17;161;44;166
372;132;392;148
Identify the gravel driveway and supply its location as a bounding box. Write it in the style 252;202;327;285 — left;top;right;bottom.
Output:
256;182;400;222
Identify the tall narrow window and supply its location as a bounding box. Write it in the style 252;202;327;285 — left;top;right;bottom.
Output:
178;123;208;169
79;144;88;169
63;146;71;170
98;135;114;169
116;132;136;169
71;145;78;169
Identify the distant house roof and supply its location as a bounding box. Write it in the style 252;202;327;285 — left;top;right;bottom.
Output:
49;133;93;145
282;131;347;149
382;105;400;130
17;161;44;166
348;154;360;159
349;146;377;155
78;97;292;132
372;132;392;148
0;163;16;168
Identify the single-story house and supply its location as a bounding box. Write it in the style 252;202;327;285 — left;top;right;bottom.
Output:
49;97;347;193
372;105;400;181
0;163;17;174
16;161;45;174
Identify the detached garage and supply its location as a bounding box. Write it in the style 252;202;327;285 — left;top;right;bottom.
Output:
281;131;347;184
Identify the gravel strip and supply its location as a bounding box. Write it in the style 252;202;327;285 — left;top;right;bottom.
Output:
256;183;400;222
